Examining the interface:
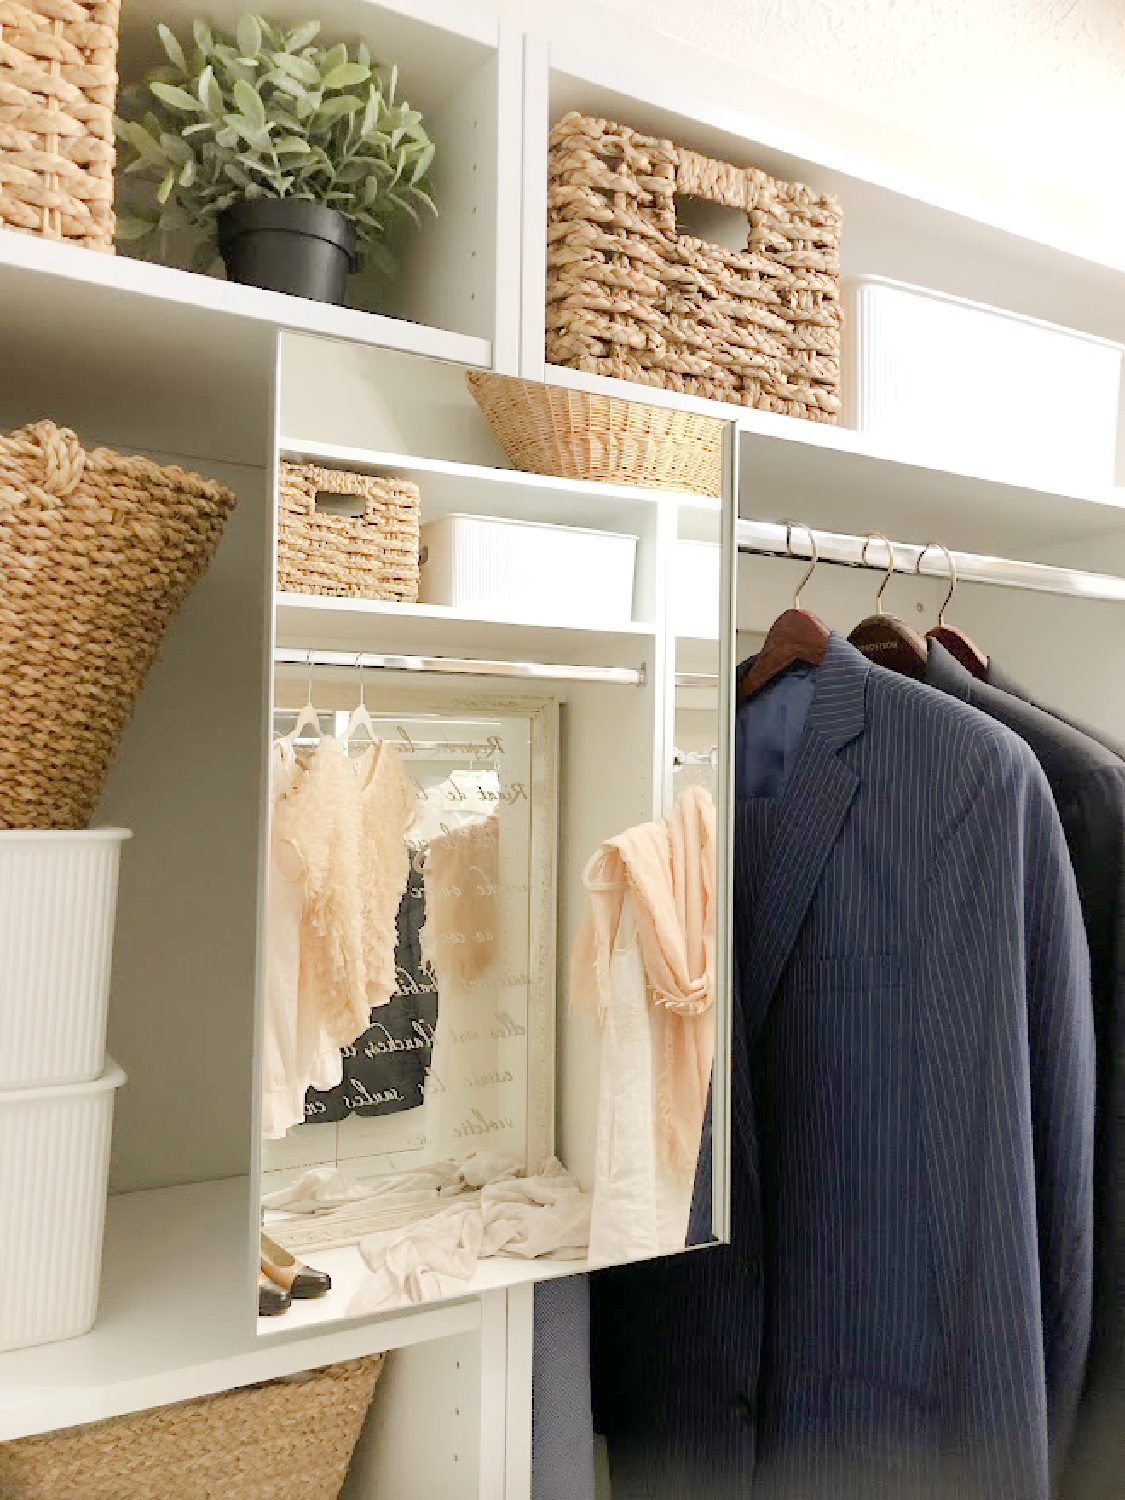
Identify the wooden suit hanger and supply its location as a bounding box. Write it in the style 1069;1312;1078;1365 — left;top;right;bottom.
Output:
916;542;989;681
738;522;831;703
848;532;928;679
282;653;325;744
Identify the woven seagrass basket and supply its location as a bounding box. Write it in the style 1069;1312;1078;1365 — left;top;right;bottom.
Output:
546;111;842;422
466;370;724;497
278;461;421;601
0;0;119;250
0;420;237;830
0;1356;383;1499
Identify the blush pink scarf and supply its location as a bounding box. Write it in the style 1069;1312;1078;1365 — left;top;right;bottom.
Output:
572;785;716;1174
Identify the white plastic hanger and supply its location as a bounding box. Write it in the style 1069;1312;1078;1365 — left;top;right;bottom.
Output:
346;656;379;748
281;653;324;745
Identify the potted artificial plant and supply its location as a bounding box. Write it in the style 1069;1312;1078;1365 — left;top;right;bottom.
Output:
114;14;437;304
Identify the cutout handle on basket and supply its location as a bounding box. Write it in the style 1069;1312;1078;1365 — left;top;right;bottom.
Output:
314;488;368;520
672;147;755;251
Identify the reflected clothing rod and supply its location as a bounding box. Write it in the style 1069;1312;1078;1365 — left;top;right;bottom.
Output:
274;647;646;687
737;520;1125;603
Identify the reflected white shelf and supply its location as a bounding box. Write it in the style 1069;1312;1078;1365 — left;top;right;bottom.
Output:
0;1178;480;1442
274;593;655;660
279;436;719;525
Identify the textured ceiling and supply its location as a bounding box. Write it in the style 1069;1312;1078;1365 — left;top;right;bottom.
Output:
592;0;1125;188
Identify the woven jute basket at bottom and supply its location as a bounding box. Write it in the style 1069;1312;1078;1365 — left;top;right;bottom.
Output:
466;371;724;498
0;1355;383;1499
0;420;236;830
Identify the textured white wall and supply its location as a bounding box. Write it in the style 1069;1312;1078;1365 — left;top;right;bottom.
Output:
598;0;1125;186
474;0;1125;259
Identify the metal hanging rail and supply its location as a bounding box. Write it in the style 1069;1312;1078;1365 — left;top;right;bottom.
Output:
273;647;646;687
737;520;1125;603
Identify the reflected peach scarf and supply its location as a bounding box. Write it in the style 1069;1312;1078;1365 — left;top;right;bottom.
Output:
572;785;716;1174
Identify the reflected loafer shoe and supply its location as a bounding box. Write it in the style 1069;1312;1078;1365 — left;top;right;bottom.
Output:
260;1231;332;1298
258;1271;291;1317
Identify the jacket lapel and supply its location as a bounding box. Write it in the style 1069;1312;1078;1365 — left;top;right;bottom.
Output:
739;634;868;1048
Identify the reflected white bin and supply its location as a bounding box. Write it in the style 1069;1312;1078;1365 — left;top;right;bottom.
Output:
420;513;638;628
843;275;1123;490
0;1058;125;1351
0;828;130;1088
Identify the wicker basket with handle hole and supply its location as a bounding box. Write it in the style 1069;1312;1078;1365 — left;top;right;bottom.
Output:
278;461;421;602
546;111;842;422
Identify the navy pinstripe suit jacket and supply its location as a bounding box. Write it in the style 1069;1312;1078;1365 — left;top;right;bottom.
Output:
593;633;1095;1499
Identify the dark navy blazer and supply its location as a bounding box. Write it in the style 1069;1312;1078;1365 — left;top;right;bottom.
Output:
592;633;1094;1499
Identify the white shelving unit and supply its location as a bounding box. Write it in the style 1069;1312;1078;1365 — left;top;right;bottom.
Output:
1;1;1123;1495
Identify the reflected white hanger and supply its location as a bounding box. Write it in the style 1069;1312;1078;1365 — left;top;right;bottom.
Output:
282;652;324;744
346;655;379;748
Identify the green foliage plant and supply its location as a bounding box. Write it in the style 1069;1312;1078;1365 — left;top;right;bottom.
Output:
114;13;437;273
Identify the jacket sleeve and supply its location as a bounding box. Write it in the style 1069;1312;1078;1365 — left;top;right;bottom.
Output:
914;731;1094;1497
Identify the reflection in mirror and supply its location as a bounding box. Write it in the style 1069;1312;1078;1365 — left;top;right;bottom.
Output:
260;682;563;1316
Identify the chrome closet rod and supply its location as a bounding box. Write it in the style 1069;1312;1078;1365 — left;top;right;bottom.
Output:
737;520;1125;603
273;647;646;687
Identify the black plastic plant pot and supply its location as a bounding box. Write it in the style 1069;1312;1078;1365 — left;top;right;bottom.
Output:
217;198;358;304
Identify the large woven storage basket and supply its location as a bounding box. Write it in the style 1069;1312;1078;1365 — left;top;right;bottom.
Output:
278;461;421;601
0;1355;383;1499
466;370;724;497
546;111;842;422
0;0;119;250
0;420;236;830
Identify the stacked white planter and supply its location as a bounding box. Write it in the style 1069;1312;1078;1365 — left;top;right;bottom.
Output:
0;828;129;1352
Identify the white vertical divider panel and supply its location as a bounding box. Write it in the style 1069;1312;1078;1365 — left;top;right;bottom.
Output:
344;1328;484;1499
492;24;526;375
504;1284;535;1499
656;498;680;815
479;1289;511;1498
392;52;498;349
519;34;551;382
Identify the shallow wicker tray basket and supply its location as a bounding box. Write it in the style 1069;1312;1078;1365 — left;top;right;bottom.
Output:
278;461;421;601
0;0;120;250
0;1356;383;1500
546;111;842;422
466;370;724;497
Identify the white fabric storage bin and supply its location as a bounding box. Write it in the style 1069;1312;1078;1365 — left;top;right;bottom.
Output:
419;514;638;628
672;541;720;639
0;828;130;1089
0;1058;125;1351
843;275;1123;490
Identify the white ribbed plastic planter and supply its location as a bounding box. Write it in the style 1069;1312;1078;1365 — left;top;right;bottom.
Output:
0;828;130;1088
0;1058;125;1352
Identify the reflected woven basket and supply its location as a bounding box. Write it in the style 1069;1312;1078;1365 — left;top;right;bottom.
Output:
0;421;237;830
0;1356;384;1499
466;370;724;497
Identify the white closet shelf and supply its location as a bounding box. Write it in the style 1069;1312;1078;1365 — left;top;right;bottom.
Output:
279;437;719;526
0;231;491;371
0;1177;480;1443
738;421;1125;563
275;593;656;659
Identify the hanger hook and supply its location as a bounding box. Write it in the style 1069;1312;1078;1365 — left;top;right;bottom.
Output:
781;519;818;609
860;532;896;616
306;650;315;707
915;541;957;626
355;652;366;709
